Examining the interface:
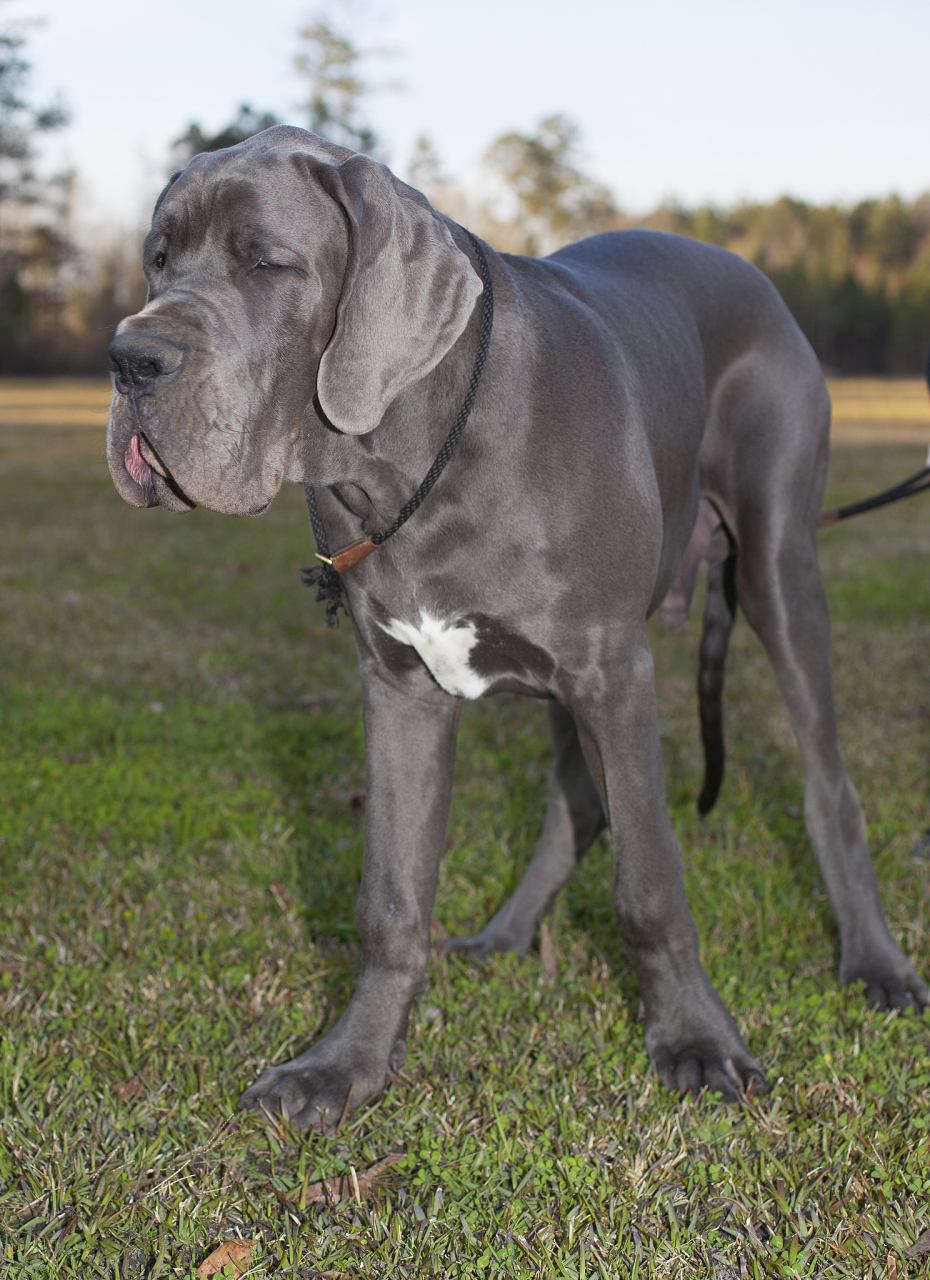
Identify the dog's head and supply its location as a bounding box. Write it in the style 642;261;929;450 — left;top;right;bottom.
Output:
107;126;483;516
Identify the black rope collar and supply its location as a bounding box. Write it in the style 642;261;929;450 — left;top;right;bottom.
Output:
301;230;493;625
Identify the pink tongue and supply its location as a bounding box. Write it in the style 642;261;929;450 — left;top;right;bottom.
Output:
125;434;152;486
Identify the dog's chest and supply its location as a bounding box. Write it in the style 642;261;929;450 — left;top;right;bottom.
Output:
380;613;489;698
378;609;555;699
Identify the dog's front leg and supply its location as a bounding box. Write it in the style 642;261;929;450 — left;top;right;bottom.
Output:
568;627;768;1101
241;671;460;1130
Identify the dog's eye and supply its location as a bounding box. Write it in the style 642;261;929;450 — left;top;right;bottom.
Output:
153;252;166;270
254;258;272;269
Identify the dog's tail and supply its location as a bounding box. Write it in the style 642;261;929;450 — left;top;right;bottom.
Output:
696;554;738;815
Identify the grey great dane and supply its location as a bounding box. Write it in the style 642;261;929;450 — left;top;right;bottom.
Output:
107;126;926;1127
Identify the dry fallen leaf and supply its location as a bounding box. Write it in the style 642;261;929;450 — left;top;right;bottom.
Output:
539;920;558;980
113;1077;142;1100
905;1228;930;1259
300;1151;405;1205
56;1213;78;1245
195;1239;256;1277
269;882;293;912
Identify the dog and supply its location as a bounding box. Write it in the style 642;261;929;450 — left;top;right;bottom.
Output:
107;126;926;1127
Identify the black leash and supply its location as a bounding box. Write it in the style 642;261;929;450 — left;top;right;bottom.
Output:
821;348;930;526
819;460;930;527
301;229;494;625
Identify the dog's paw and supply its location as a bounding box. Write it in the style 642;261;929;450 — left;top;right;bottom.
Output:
434;915;534;960
240;1041;406;1131
241;1062;355;1130
651;1045;768;1103
434;932;501;960
644;974;767;1103
841;939;928;1014
843;960;928;1013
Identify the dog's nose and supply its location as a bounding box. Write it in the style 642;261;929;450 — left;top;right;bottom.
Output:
109;331;185;393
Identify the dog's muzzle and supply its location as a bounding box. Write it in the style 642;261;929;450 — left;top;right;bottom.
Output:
109;331;187;395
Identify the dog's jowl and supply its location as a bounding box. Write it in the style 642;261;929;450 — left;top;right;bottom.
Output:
107;126;926;1128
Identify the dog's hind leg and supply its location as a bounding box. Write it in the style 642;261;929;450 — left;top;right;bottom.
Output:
735;516;927;1011
439;701;605;958
697;554;738;815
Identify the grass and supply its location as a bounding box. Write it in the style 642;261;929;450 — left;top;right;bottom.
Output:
0;390;929;1277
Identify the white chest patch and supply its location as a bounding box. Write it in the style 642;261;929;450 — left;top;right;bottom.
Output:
381;611;489;699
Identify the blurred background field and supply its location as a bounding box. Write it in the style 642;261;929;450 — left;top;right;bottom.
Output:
1;374;926;438
828;378;930;444
0;379;111;427
0;381;928;1276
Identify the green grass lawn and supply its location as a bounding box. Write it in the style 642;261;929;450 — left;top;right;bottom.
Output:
1;422;929;1278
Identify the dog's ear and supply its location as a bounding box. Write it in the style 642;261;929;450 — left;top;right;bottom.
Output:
315;154;483;435
152;170;183;217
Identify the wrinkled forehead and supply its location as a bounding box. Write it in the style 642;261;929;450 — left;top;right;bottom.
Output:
147;148;344;251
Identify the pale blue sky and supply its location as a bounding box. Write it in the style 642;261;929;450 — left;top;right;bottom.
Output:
8;0;930;226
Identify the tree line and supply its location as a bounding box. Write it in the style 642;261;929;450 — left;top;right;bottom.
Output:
1;16;928;377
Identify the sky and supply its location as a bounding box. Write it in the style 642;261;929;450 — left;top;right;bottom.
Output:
6;0;930;229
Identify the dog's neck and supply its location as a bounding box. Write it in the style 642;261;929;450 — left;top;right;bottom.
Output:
291;271;490;536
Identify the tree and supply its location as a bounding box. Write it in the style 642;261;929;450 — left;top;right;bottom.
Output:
0;25;67;205
0;20;69;371
171;104;281;167
294;13;394;157
484;114;618;255
635;192;930;373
